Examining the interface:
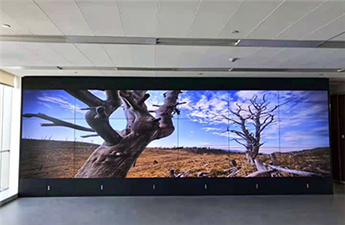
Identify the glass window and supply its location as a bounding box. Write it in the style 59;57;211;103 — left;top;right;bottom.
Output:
0;84;13;192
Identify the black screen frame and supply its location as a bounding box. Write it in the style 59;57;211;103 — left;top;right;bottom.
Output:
19;77;333;196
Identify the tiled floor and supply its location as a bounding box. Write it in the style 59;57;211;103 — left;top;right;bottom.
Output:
1;183;344;225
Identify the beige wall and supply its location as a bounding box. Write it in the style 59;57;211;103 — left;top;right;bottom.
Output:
0;70;15;87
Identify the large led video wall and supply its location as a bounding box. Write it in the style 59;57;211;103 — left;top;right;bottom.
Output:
20;89;331;179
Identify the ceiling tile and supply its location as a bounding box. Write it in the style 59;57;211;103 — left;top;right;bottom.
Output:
332;32;345;41
157;1;199;37
17;42;73;66
187;1;242;38
283;49;345;69
0;9;31;35
119;71;156;77
102;70;121;76
217;1;283;38
77;2;125;36
246;1;324;39
129;45;155;67
155;71;199;77
288;49;345;68
76;0;117;2
35;1;94;35
76;44;114;67
0;42;52;66
26;0;75;2
47;43;93;66
5;69;67;77
242;48;284;68
117;0;158;37
63;70;104;76
199;47;259;68
155;46;181;67
333;58;345;68
104;45;135;67
258;48;323;68
1;1;62;35
305;14;345;40
276;1;345;40
276;49;316;68
177;46;209;67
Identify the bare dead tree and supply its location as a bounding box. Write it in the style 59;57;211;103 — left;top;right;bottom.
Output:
23;90;183;178
222;94;288;167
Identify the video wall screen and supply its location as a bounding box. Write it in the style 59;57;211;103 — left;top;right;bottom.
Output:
20;89;331;179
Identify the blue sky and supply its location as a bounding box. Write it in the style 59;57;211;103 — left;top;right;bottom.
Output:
22;90;330;153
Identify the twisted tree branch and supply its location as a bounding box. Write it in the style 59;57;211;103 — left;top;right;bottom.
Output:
154;90;181;139
66;90;104;108
67;90;123;146
23;113;94;132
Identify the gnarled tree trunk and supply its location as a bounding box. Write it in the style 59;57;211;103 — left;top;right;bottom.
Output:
223;94;289;170
24;89;183;178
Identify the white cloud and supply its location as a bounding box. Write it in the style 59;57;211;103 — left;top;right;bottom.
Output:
294;104;327;118
178;97;193;110
145;91;166;113
195;95;209;110
313;127;328;132
283;131;315;142
186;92;229;125
202;127;221;132
37;95;84;114
212;131;228;137
236;90;261;100
261;121;279;139
279;91;328;103
38;102;52;108
230;91;280;120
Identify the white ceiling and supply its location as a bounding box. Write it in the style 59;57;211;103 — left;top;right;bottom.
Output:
0;0;344;80
1;0;344;39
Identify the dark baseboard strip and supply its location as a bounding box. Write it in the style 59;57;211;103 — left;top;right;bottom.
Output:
0;194;18;206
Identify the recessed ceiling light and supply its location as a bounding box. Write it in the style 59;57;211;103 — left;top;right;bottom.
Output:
337;69;345;73
2;24;11;28
229;58;239;62
231;30;239;34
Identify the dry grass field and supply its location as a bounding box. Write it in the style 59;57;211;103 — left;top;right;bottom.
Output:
20;139;331;178
20;139;98;179
128;147;331;178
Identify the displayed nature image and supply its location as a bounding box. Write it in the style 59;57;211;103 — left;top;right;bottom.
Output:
20;89;331;179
